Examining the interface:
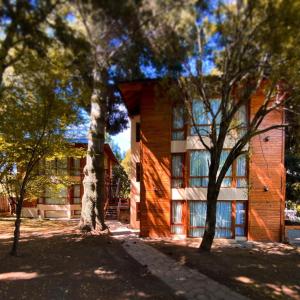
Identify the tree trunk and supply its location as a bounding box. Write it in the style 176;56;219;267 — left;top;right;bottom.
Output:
10;194;24;256
79;67;107;232
199;185;218;252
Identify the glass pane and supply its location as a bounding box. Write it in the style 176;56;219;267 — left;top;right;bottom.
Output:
235;227;245;236
172;155;183;177
189;177;208;187
74;185;80;197
173;106;184;129
209;99;221;124
190;125;210;136
236;105;247;127
73;158;81;175
190;151;210;177
236;202;246;225
237;155;246;176
172;179;183;188
216;202;231;230
221;178;232;187
189;201;207;227
219;150;232;176
171;225;184;234
192;100;208;124
172;202;183;224
237;178;247;188
57;159;68;175
172;131;185;140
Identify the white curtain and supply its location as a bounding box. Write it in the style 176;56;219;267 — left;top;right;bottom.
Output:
189;151;210;187
236;154;247;187
215;202;231;238
219;150;232;187
172;155;183;187
73;185;81;204
235;202;246;236
172;106;184;140
171;202;184;234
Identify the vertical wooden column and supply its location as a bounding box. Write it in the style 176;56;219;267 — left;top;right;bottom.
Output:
140;83;172;237
248;92;285;241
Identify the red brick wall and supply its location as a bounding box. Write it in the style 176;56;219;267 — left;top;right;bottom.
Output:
140;84;172;237
248;93;285;241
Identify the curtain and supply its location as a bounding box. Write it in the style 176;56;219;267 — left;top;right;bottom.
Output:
172;105;184;140
172;155;183;188
235;202;246;236
189;201;206;237
219;150;232;187
189;201;232;238
215;202;231;238
171;202;184;234
236;154;247;187
189;151;210;187
209;99;221;124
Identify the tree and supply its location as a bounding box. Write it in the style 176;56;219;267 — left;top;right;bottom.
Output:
121;150;131;176
0;46;83;255
166;0;300;251
63;0;196;232
0;0;63;88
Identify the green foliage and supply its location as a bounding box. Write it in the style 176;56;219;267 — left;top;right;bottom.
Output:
112;164;130;199
121;150;131;176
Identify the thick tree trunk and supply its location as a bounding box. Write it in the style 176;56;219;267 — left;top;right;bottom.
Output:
79;67;107;232
10;194;24;256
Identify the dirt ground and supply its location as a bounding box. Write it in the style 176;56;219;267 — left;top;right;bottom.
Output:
0;218;183;300
146;237;300;300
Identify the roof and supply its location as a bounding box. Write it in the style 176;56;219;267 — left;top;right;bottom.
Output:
118;79;159;117
68;139;119;165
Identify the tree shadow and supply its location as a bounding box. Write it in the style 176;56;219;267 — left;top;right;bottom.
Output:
146;238;300;300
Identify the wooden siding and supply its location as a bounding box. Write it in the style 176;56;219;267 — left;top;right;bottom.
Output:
248;93;285;241
140;84;171;237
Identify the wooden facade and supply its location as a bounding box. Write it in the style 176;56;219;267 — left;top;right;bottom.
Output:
119;80;286;242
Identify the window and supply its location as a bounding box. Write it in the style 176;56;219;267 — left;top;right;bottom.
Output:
136;162;141;182
44;186;67;205
235;105;247;138
45;158;68;175
189;201;232;238
235;202;246;236
171;201;184;234
172;105;185;140
171;154;184;188
236;154;247;187
190;99;221;136
189;150;210;187
219;150;232;187
71;158;81;176
73;185;81;204
189;150;246;188
136;122;141;142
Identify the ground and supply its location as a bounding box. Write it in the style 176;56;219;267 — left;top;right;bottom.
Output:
0;218;183;300
146;237;300;300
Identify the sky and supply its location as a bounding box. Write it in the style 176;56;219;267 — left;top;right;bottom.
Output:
112;124;131;153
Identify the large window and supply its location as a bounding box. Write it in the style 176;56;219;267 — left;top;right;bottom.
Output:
171;201;184;234
172;105;185;140
45;158;68;176
190;99;221;136
44;186;67;205
189;201;232;238
171;154;184;188
189;151;247;188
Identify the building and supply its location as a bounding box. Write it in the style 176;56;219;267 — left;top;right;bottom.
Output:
119;80;285;241
21;141;119;219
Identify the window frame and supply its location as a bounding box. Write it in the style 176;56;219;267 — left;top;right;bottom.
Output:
171;200;185;235
171;153;185;188
171;104;185;141
136;122;141;142
136;162;141;183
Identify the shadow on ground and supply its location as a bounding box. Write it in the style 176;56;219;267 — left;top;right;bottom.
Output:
0;218;182;300
147;239;300;300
